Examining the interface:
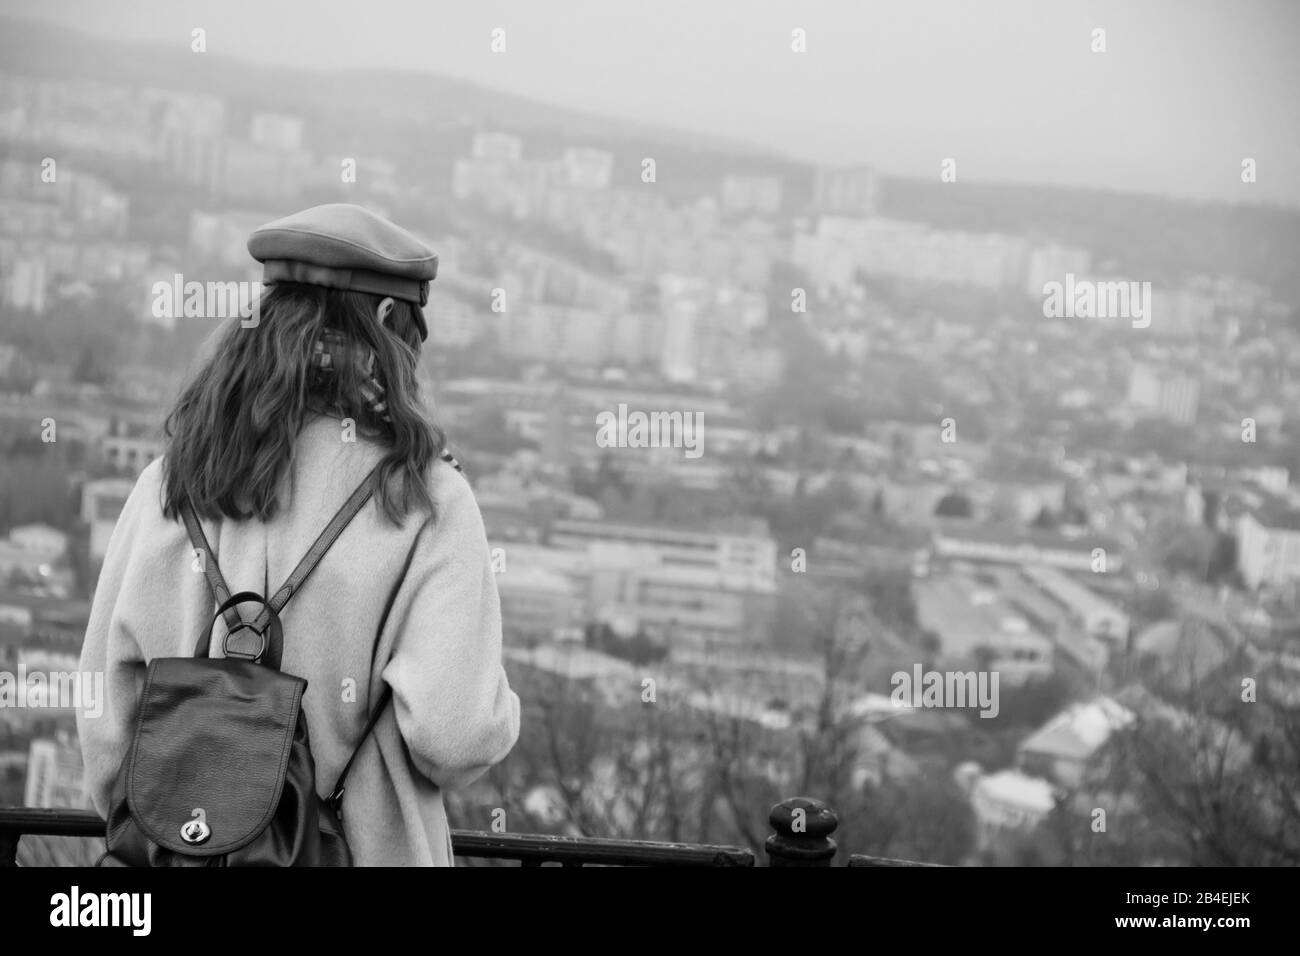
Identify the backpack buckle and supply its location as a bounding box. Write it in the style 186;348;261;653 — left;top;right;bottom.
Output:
180;808;211;845
223;622;268;662
203;592;283;666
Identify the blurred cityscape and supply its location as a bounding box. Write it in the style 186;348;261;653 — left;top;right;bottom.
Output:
2;15;1299;866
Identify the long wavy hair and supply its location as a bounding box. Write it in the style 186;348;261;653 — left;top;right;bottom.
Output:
161;282;445;525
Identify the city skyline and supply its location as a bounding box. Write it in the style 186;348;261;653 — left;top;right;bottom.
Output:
3;0;1299;207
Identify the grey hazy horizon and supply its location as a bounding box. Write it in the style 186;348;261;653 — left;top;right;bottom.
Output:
5;0;1299;207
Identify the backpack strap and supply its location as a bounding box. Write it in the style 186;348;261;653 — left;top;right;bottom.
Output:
236;450;458;632
181;452;459;633
327;685;392;819
183;463;383;657
181;501;241;632
250;464;383;632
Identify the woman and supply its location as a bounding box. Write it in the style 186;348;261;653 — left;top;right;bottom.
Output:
77;204;520;866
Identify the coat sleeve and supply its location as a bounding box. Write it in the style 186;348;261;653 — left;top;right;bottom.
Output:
76;463;159;818
380;466;520;792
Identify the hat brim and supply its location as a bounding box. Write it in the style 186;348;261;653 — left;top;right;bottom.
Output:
261;260;429;340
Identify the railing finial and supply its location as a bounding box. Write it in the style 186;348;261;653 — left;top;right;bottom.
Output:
765;796;838;866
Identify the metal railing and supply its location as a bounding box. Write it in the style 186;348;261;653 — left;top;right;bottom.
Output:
0;797;935;867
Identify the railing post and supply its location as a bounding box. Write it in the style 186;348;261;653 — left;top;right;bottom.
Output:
765;797;838;866
0;828;18;867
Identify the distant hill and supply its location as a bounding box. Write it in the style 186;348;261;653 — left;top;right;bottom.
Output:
3;15;1298;309
0;15;763;146
0;16;790;166
0;14;802;200
881;178;1300;308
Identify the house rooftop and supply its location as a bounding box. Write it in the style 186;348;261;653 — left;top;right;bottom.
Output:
975;770;1055;813
1018;565;1125;621
933;521;1122;553
1019;696;1134;762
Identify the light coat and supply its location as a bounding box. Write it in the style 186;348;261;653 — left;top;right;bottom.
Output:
77;414;521;865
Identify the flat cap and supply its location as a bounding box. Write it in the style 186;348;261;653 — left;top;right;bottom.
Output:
248;203;437;340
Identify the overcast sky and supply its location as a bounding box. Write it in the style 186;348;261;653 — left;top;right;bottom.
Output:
9;0;1300;205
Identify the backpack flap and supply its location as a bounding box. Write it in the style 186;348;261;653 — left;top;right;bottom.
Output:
125;656;307;857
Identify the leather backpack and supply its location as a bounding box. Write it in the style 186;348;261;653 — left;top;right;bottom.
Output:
98;465;392;866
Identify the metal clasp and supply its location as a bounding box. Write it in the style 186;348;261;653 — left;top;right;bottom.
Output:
180;808;211;845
